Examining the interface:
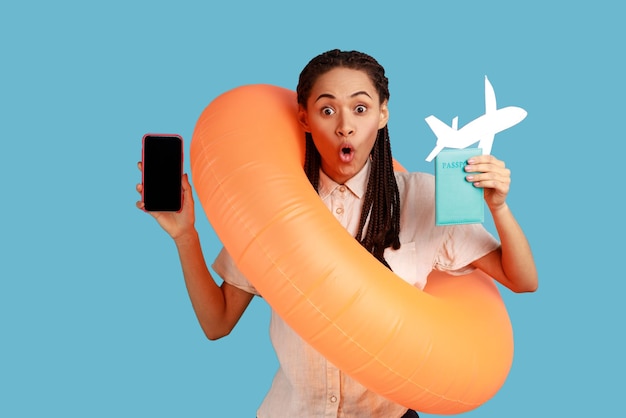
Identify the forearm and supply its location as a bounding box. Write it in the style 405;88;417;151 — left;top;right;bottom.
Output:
490;203;538;292
173;230;234;339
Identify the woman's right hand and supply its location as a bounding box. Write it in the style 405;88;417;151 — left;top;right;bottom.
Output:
136;162;197;242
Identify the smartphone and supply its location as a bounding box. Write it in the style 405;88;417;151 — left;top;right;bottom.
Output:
141;133;183;212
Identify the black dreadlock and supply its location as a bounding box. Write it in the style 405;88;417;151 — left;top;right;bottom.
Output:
298;49;401;269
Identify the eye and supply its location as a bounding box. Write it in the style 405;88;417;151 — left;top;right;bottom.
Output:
355;105;367;114
322;107;335;116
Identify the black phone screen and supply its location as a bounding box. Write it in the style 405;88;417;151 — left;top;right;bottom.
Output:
142;135;183;212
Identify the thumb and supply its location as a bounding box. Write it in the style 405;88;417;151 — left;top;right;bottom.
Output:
182;173;192;192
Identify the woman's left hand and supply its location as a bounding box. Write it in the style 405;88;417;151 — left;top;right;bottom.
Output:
464;154;511;212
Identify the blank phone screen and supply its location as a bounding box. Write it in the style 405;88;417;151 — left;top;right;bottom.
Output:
143;135;183;212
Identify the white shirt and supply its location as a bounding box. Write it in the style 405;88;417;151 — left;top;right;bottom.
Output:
213;160;500;418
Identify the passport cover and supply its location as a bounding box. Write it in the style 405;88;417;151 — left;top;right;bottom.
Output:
435;148;484;225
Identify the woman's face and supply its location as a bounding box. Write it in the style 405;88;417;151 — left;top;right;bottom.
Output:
298;67;389;185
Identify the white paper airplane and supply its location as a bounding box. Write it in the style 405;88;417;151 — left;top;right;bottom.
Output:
424;76;527;162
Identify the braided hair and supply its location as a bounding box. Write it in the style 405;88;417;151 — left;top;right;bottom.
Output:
296;49;401;269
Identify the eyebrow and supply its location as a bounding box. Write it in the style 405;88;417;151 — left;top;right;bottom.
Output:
314;91;373;103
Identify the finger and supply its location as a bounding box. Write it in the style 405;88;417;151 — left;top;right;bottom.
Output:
182;174;195;207
467;172;510;188
465;163;508;181
469;154;503;165
475;179;509;190
468;156;505;172
475;177;511;196
182;174;195;199
136;183;143;193
469;167;510;181
137;161;143;171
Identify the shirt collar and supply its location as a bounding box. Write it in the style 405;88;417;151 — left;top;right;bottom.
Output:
318;159;371;200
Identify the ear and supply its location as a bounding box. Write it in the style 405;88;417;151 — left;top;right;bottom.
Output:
378;100;389;129
297;105;311;132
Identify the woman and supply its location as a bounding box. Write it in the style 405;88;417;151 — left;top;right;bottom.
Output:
136;49;538;418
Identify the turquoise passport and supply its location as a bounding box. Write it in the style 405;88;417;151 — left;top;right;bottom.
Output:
435;149;484;225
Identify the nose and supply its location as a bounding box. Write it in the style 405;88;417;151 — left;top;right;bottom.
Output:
336;113;355;138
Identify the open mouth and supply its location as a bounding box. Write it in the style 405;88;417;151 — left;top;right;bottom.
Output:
339;144;354;162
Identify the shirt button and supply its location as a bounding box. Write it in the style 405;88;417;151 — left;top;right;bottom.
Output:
335;207;344;215
330;395;337;403
339;186;346;193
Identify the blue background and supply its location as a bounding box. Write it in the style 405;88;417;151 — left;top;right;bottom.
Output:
1;0;623;416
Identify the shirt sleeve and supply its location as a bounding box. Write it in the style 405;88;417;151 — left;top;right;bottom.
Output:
212;247;260;296
434;223;500;275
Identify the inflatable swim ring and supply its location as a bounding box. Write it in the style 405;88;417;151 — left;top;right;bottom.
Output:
190;84;513;414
